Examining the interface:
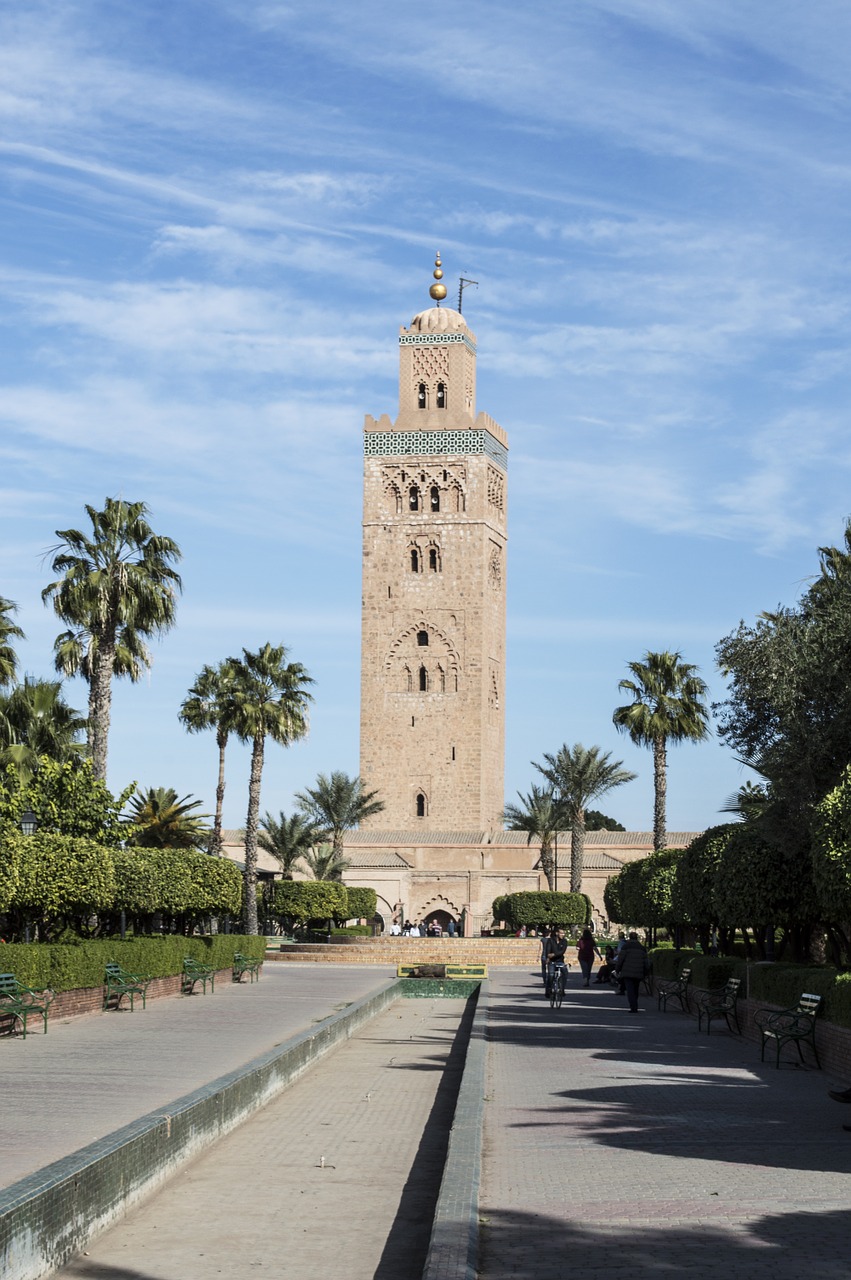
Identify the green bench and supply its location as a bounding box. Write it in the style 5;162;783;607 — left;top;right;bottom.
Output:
445;964;488;979
695;977;742;1035
657;966;692;1014
754;992;823;1069
182;956;216;995
232;952;262;983
0;972;54;1038
104;963;152;1012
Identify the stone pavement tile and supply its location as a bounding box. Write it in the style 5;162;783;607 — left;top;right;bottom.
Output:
54;998;470;1280
480;967;851;1280
2;963;394;1188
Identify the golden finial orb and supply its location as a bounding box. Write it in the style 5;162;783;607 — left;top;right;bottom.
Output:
429;251;447;302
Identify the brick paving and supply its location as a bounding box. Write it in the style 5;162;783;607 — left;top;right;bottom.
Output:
2;962;394;1189
53;997;470;1280
480;967;851;1279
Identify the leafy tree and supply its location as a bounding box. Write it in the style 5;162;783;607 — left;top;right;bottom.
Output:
268;879;347;928
0;677;87;784
179;660;238;855
6;832;116;940
258;809;319;879
534;744;636;893
614;848;684;935
229;643;313;934
500;890;588;930
299;841;351;882
345;886;377;921
0;757;132;846
42;498;182;782
503;784;565;891
585;810;626;832
125;787;211;849
0;596;25;688
295;771;384;858
613;650;710;851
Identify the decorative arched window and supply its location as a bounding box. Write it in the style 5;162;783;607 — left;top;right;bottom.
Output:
437;664;446;693
419;665;428;692
418;383;427;409
428;547;439;572
409;486;419;512
410;547;419;572
436;382;446;409
416;793;426;818
403;665;412;692
430;486;440;512
417;630;429;647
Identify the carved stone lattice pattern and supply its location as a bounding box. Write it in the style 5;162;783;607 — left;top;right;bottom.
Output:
385;620;460;694
412;347;450;382
488;544;502;589
487;466;505;512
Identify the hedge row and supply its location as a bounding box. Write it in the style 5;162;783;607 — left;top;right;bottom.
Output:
0;935;267;993
492;890;590;929
649;947;851;1030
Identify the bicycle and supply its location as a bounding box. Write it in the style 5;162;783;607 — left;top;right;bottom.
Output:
548;961;567;1009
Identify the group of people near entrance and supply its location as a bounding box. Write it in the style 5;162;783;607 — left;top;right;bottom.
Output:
541;927;650;1012
391;918;457;937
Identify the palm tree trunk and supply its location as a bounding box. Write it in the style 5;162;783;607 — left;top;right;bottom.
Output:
570;813;584;893
89;638;116;783
653;735;667;851
211;728;227;855
243;731;264;934
540;837;555;892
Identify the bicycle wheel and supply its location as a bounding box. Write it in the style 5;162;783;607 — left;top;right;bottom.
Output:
555;972;564;1009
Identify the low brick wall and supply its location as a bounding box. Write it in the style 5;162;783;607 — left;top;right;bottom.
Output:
0;978;396;1280
271;938;544;966
24;967;245;1026
680;990;851;1078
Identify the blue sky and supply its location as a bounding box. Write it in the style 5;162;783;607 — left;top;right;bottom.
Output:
3;1;851;834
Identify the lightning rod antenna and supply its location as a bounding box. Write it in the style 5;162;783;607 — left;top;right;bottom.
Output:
458;276;479;313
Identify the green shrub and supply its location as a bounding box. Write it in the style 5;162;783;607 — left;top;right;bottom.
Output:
332;925;372;936
269;880;348;925
500;890;587;929
12;833;115;928
344;887;377;921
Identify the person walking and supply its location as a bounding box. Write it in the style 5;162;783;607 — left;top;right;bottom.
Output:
615;931;650;1012
576;927;603;986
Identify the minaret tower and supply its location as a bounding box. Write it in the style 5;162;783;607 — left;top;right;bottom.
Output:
360;255;508;830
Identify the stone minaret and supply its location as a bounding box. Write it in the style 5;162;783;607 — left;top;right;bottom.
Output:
360;255;508;830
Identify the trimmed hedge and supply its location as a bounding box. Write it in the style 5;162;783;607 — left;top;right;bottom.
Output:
269;880;348;925
500;890;588;929
344;886;377;921
0;935;266;993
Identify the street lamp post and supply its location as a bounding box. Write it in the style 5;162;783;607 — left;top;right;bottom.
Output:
19;810;38;941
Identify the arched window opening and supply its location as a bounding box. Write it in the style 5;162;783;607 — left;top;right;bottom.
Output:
417;630;429;647
416;793;426;818
437;664;446;693
429;547;439;572
409;486;419;512
443;470;448;481
418;383;427;409
451;746;456;761
410;547;419;572
436;382;446;409
430;486;440;512
403;665;412;693
419;665;428;692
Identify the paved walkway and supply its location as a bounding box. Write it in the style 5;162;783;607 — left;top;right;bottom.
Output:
480;967;851;1279
54;997;471;1280
2;962;394;1188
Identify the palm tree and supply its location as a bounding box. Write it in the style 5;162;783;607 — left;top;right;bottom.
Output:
0;676;87;784
613;650;710;851
534;744;636;893
258;810;319;879
299;842;351;882
230;643;313;934
503;785;565;892
125;786;211;849
0;596;25;688
179;660;238;855
42;498;182;783
294;771;384;858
